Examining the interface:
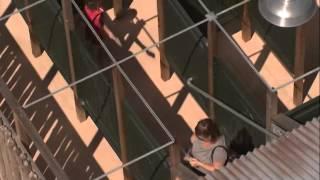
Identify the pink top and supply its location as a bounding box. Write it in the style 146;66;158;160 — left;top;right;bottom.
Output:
84;5;104;32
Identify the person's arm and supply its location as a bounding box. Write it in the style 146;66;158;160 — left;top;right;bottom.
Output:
189;158;224;171
189;147;227;171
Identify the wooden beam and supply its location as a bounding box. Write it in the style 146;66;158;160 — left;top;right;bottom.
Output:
272;113;300;131
293;25;307;105
169;143;180;180
62;0;75;31
14;113;31;147
111;68;132;180
157;0;172;81
62;0;87;122
113;0;124;19
0;78;69;180
207;21;217;119
24;0;44;57
266;90;278;141
241;3;253;42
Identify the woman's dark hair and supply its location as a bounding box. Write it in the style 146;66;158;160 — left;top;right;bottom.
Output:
195;118;221;142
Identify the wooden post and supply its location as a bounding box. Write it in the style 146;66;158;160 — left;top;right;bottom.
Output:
113;0;124;19
111;69;131;180
24;0;44;57
169;143;180;180
293;25;307;105
62;0;86;122
157;0;172;81
62;0;75;31
266;90;278;141
207;20;217;119
241;3;253;42
0;78;69;180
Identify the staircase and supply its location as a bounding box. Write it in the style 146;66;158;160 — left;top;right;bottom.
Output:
207;117;320;180
0;113;44;180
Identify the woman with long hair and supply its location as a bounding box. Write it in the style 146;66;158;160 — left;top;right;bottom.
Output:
187;118;228;174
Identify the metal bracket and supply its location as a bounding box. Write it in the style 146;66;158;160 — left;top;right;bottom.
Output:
206;12;216;22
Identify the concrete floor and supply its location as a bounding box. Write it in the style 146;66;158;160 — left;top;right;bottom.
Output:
0;0;319;179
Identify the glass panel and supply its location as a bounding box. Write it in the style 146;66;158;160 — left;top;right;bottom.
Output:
248;0;296;72
1;0;173;179
162;0;269;147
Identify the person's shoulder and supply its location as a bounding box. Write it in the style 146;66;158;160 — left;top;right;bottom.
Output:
190;134;197;143
217;135;226;145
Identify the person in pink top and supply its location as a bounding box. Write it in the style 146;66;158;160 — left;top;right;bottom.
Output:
84;0;121;46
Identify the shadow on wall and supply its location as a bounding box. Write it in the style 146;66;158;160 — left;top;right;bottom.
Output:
103;8;195;147
0;3;104;179
81;7;196;179
0;2;198;180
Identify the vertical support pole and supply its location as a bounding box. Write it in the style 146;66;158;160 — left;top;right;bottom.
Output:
169;143;180;180
293;25;306;105
24;0;43;57
63;0;75;31
113;0;124;19
111;68;131;180
207;20;217;119
266;90;278;141
62;0;86;122
241;3;253;42
157;0;172;81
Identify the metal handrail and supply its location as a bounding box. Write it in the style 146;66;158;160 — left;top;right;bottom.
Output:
272;67;320;92
198;0;273;92
187;78;278;139
0;0;47;22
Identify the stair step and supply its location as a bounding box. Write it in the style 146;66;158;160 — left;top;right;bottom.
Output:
259;146;295;179
271;139;315;179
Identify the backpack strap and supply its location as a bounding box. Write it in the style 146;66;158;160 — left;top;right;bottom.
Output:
84;6;104;27
92;9;104;25
210;145;229;166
